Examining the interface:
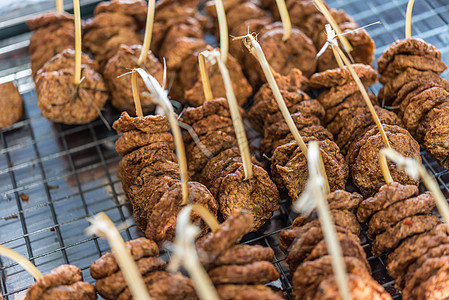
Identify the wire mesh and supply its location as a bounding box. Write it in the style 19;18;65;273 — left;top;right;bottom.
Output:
0;0;448;299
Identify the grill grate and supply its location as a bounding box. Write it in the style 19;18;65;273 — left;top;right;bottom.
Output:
0;0;449;299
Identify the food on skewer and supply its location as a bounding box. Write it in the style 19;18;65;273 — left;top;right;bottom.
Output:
247;68;310;133
0;82;23;130
26;11;76;78
24;265;96;300
244;65;348;200
283;143;391;300
151;0;206;58
280;189;362;254
113;112;218;243
271;136;348;200
261;0;375;72
154;0;252;106
182;47;252;107
196;210;283;299
101;0;167;115
90;237;198;300
309;64;421;196
354;181;449;299
181;98;280;230
34;49;108;124
377;38;449;169
83;0;147;69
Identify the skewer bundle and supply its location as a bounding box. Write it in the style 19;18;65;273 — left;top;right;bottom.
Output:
24;265;96;300
83;0;147;69
245;65;348;200
356;181;449;299
309;64;421;196
378;38;449;169
261;0;374;72
113;112;218;243
180;98;280;230
90;237;197;299
153;0;252;106
27;1;110;125
196;210;283;299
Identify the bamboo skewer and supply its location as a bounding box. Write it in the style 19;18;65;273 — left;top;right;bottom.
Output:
0;245;43;280
86;212;151;300
191;203;221;232
294;142;352;300
131;0;156;117
202;50;253;180
379;148;449;227
133;68;189;205
132;72;144;117
138;0;156;65
198;52;213;101
405;0;416;39
167;205;219;300
56;0;63;12
73;0;82;85
214;0;229;63
275;0;292;41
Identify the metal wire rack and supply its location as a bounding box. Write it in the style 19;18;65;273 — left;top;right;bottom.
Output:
0;0;448;299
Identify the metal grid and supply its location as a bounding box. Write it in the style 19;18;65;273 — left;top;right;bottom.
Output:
0;0;448;299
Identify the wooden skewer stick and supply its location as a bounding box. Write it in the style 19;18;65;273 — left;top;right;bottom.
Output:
331;46;345;70
0;245;43;280
214;0;229;63
86;212;151;300
138;0;155;65
198;52;213;101
202;49;253;180
275;0;292;41
240;34;308;156
294;142;352;300
405;0;415;38
133;68;189;204
378;149;394;184
56;0;63;12
131;0;156;117
167;205;219;300
73;0;82;85
191;203;221;232
379;148;449;227
313;0;353;57
131;72;144;117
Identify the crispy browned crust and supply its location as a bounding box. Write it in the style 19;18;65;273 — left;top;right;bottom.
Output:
292;255;370;300
196;210;254;265
90;238;159;280
95;257;167;299
309;64;377;89
367;191;435;238
24;265;89;300
208;261;280;285
372;215;441;256
216;284;284;300
386;224;449;284
377;38;442;74
356;182;419;223
0;82;23;129
112;111;171;135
